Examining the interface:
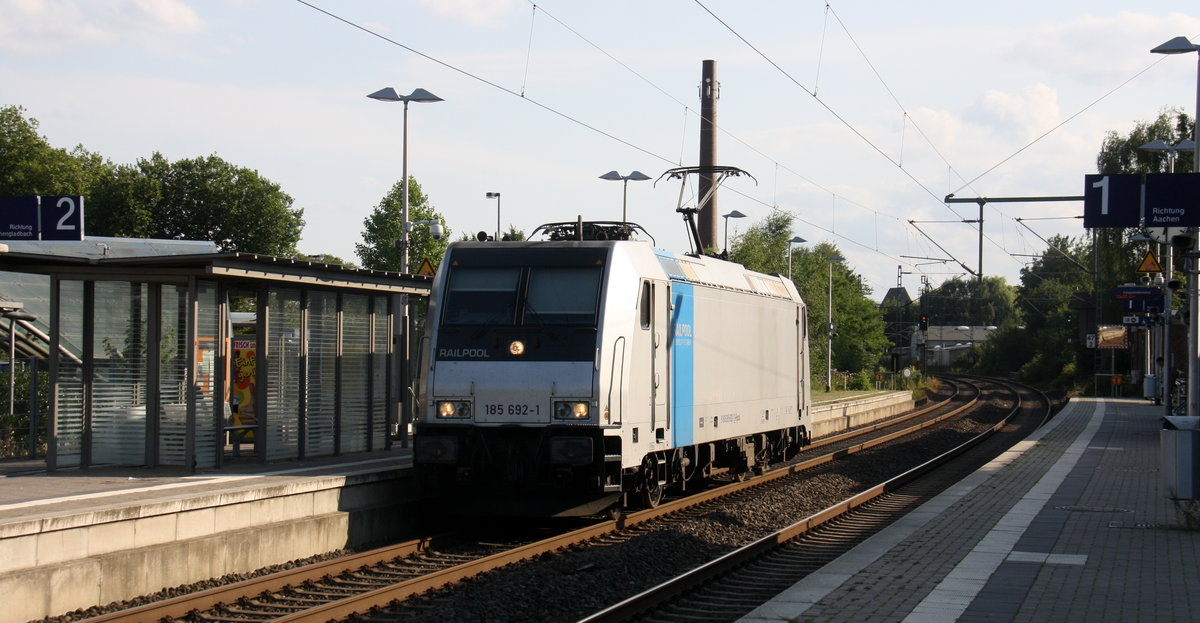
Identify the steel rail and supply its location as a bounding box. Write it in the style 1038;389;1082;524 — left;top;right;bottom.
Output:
82;380;976;623
267;380;981;623
579;377;1047;622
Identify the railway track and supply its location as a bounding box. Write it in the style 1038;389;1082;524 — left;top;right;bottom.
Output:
581;375;1053;623
79;376;1029;623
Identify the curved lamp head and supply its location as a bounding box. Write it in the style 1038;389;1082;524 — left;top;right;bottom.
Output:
367;87;444;103
600;170;652;182
1152;36;1200;55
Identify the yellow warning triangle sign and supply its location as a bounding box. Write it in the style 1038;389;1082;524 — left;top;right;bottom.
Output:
1136;250;1162;273
416;258;436;277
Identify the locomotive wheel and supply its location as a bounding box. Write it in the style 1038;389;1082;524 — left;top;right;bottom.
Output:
639;455;664;508
641;479;664;507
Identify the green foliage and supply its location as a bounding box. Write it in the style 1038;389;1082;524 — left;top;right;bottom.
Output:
729;210;793;276
920;276;1018;327
0;365;50;459
1097;108;1194;175
356;177;450;273
295;252;357;267
98;153;303;255
1;106;306;256
0;105;95;196
849;370;874;391
501;225;526;241
970;324;1030;374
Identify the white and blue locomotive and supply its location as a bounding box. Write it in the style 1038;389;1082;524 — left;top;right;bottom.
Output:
414;220;812;516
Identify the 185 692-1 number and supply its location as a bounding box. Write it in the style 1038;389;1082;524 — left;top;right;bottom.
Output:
484;403;541;416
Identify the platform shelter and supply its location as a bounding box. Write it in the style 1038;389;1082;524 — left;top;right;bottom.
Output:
0;241;430;471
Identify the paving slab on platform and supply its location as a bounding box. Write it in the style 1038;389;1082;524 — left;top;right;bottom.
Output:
742;397;1200;623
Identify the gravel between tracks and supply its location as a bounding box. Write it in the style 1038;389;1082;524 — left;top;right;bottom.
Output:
34;383;1059;623
381;392;1022;622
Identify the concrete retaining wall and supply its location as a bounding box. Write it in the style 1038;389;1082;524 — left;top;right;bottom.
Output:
811;391;914;439
0;469;415;623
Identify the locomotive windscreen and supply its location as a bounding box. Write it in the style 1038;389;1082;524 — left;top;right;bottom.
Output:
434;245;608;361
442;268;521;325
524;267;601;325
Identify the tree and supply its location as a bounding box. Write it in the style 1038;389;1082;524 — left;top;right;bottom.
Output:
295;252;358;267
88;152;305;255
918;276;1018;327
1097;108;1194;174
85;160;162;239
0;105;94;196
1;107;306;255
501;225;526;241
133;153;304;255
729;210;792;276
356;177;450;272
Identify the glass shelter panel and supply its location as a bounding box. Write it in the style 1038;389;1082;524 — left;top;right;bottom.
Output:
267;288;302;460
54;280;85;467
371;295;389;447
305;291;337;458
194;280;220;468
91;281;148;466
341;294;369;453
159;284;189;466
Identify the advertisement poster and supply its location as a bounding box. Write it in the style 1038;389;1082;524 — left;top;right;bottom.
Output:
231;338;257;436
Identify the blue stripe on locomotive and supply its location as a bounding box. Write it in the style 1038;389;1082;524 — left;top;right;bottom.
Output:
670;282;694;447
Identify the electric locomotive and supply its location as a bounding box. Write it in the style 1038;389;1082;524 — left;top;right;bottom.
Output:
414;220;812;516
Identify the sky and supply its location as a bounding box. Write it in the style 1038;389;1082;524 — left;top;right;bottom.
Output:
3;0;1200;301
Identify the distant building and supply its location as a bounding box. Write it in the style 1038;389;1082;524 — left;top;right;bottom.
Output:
880;287;912;307
911;325;998;367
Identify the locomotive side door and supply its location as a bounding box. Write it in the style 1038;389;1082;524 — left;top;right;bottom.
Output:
650;279;669;439
633;279;670;440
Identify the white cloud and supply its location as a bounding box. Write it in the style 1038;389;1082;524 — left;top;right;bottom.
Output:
116;0;204;34
417;0;523;28
0;0;203;54
0;0;112;52
968;83;1062;143
1006;11;1200;84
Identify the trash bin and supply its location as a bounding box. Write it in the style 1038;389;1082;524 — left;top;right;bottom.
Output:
1162;416;1200;499
1144;373;1158;399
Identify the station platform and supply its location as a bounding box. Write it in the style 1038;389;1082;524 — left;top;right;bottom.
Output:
741;396;1200;623
0;448;415;623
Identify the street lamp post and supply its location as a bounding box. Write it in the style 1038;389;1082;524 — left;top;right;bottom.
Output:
599;170;651;223
787;236;806;281
721;210;747;256
1151;36;1200;419
367;87;444;272
368;86;443;448
827;254;845;392
486;192;501;241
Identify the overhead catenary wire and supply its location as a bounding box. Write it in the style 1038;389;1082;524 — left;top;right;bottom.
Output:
293;0;676;168
296;0;1165;294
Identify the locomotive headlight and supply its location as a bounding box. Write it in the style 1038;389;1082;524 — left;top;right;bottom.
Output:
436;400;472;419
509;340;525;356
554;401;590;419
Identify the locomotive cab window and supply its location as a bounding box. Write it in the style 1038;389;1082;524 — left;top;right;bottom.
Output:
442;268;520;325
639;281;652;329
525;267;601;325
